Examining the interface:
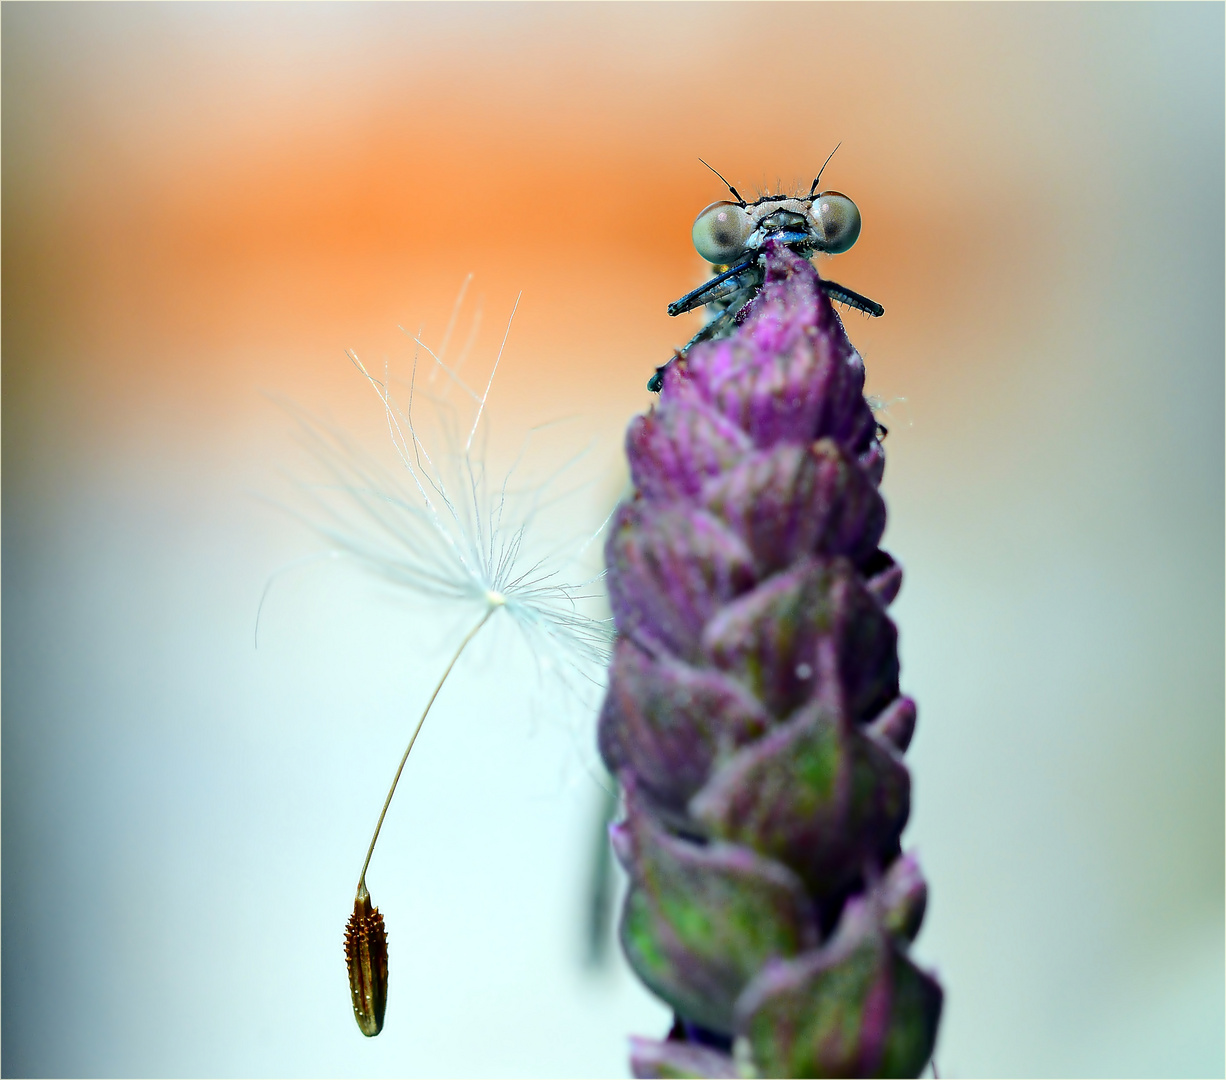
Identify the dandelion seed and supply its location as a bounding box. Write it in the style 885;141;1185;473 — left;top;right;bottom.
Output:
272;286;613;1036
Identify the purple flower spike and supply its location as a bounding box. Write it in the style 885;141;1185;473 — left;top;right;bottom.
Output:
602;244;941;1077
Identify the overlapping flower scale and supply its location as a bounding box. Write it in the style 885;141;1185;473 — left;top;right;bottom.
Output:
735;887;943;1079
612;778;818;1034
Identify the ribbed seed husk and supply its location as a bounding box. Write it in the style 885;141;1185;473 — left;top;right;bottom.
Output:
344;885;388;1037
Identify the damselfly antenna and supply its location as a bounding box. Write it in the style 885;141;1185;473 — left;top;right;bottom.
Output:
809;141;843;196
698;158;747;207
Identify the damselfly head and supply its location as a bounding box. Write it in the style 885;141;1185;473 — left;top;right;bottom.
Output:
654;153;881;391
690;189;862;266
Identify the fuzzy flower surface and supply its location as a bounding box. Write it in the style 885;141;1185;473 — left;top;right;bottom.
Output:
600;243;941;1078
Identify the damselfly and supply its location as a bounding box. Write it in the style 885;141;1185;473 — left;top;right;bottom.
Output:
650;148;883;392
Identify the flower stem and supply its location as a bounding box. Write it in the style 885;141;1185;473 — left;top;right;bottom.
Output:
356;596;503;893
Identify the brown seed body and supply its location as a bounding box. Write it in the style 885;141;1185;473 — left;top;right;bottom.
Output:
344;885;388;1037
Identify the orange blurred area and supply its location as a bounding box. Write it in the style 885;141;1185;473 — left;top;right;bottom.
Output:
6;2;1061;455
4;5;1222;1078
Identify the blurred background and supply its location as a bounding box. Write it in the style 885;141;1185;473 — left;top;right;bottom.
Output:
3;4;1222;1077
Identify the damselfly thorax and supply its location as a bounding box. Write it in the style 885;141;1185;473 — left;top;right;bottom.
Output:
650;154;883;392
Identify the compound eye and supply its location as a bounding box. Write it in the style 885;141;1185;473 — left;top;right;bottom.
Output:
812;192;862;254
692;201;753;264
